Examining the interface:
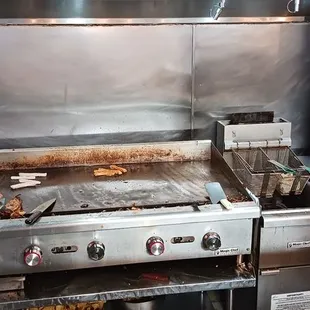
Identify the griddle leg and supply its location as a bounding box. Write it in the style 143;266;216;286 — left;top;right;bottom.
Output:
200;291;214;310
236;255;243;266
226;289;233;310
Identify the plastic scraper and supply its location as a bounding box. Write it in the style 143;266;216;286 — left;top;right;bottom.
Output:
205;182;233;210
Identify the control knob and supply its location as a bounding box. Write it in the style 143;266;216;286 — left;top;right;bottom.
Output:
24;245;43;267
87;241;105;261
146;237;165;256
203;232;221;251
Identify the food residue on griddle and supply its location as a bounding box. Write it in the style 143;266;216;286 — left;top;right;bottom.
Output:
0;195;25;219
94;165;128;177
94;168;122;177
131;203;141;211
110;164;128;173
11;180;41;190
227;194;248;203
10;172;47;190
205;194;247;204
19;172;47;177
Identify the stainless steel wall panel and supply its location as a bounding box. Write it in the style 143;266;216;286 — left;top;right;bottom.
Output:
1;23;310;150
0;25;192;140
193;23;310;150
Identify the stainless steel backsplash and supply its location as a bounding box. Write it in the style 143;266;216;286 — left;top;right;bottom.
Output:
0;23;310;149
194;23;310;151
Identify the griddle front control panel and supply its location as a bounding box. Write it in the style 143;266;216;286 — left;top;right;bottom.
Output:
1;219;253;275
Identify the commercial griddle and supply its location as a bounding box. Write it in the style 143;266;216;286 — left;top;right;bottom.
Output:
0;140;259;277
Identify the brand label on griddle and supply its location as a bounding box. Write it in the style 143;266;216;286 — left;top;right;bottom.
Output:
215;247;239;256
287;241;310;249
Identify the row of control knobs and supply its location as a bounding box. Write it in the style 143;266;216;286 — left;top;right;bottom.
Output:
24;232;221;266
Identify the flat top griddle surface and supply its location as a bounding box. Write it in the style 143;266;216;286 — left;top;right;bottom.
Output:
0;161;239;214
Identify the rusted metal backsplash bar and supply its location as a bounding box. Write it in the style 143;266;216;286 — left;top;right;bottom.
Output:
0;141;211;170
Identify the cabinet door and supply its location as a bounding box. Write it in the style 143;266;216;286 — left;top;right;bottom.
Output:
260;209;310;268
257;265;310;310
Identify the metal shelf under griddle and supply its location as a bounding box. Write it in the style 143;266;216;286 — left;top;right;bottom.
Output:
0;258;255;310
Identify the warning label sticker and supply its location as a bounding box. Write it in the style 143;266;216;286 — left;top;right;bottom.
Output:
271;291;310;310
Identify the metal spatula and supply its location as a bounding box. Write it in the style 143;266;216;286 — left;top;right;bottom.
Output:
205;182;233;210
